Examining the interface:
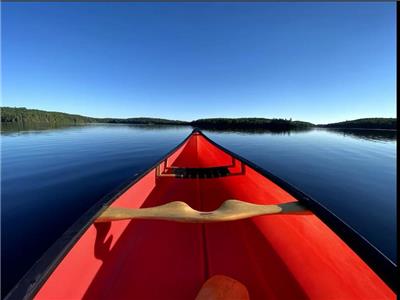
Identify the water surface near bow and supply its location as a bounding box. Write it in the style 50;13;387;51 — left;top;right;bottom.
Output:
1;124;396;296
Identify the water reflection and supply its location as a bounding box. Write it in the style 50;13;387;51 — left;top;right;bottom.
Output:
1;122;397;142
0;122;85;134
197;127;313;135
326;128;397;142
1;122;311;136
0;122;192;135
123;124;191;131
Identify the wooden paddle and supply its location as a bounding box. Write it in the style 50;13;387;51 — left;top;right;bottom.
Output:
95;199;309;223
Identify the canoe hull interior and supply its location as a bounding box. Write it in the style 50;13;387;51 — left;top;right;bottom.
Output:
15;132;395;299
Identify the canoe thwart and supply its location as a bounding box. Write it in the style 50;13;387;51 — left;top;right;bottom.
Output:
95;199;309;223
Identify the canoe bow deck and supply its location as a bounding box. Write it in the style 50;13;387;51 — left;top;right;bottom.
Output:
8;130;395;299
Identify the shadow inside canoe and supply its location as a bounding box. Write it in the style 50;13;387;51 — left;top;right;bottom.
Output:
84;218;309;299
93;222;113;261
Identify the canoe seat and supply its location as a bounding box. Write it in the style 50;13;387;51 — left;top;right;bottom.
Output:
156;165;232;179
172;167;230;178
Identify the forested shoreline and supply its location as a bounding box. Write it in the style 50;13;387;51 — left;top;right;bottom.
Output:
1;107;396;130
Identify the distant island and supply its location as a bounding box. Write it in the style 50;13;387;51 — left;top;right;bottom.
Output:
0;107;396;130
191;118;313;130
318;118;397;130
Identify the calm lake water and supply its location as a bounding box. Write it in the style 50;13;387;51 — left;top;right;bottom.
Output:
1;124;397;296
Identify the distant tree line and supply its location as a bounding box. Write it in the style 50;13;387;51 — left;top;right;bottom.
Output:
319;118;396;130
97;117;189;125
1;107;96;124
1;107;396;130
0;107;188;126
191;118;314;130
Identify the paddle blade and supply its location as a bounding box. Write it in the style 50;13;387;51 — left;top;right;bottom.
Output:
195;275;250;300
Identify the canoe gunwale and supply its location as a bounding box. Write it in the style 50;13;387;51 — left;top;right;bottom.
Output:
5;129;397;299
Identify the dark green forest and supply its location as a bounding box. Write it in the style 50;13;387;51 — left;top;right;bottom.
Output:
97;117;189;125
1;107;96;124
320;118;396;130
0;107;187;126
1;107;396;130
191;118;314;130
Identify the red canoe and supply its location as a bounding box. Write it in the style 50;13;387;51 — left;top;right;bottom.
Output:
7;130;396;299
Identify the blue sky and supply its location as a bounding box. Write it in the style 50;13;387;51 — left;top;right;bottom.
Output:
2;3;396;123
